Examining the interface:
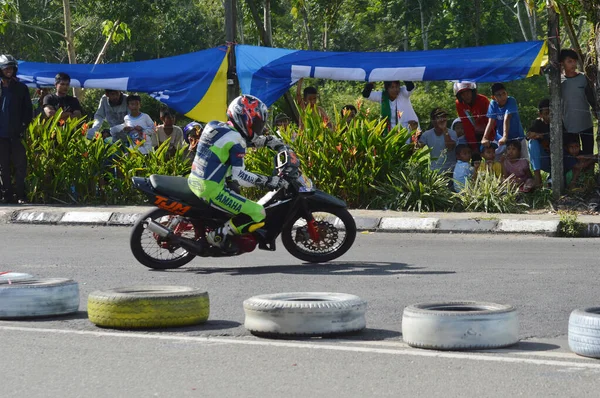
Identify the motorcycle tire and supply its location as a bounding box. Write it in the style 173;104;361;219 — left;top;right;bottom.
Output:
130;208;197;270
281;206;356;263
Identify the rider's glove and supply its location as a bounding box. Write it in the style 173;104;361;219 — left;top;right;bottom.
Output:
263;176;289;190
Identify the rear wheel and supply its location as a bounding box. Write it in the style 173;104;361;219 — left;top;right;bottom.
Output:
281;206;356;263
130;209;199;269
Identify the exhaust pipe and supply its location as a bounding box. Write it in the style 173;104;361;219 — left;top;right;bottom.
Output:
144;219;204;255
144;219;172;238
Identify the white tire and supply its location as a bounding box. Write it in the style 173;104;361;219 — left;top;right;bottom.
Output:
243;292;367;336
0;272;35;284
568;308;600;358
402;301;519;350
0;278;79;318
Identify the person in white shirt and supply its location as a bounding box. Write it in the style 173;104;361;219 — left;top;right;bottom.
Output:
362;80;419;133
111;94;155;155
86;90;128;139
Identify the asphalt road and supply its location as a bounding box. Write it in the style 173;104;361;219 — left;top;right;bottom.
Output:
1;224;600;397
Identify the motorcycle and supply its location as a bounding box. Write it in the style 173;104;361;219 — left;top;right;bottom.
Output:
129;149;357;269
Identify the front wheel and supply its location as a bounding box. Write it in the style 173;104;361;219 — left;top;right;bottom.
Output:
281;206;356;263
130;209;199;269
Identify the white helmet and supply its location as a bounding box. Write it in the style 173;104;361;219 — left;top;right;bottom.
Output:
453;81;477;98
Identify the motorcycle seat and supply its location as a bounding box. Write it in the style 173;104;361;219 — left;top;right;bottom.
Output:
149;175;206;206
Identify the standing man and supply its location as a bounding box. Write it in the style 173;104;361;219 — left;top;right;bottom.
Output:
42;72;82;120
0;54;32;204
86;90;128;140
453;81;490;153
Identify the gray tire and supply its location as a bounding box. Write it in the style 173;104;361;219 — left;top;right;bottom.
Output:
0;272;35;284
0;278;79;318
243;292;367;336
402;301;519;350
568;308;600;358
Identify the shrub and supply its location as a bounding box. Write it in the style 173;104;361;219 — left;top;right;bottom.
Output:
370;164;454;212
557;210;585;237
245;106;428;208
453;173;528;213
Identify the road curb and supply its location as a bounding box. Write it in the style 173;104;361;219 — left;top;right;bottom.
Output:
3;209;600;237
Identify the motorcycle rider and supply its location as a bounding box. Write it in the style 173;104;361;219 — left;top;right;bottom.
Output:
188;94;289;250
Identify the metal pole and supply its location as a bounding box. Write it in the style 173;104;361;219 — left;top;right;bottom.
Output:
547;1;564;197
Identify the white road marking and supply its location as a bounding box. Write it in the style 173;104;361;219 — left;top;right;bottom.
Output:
1;325;599;369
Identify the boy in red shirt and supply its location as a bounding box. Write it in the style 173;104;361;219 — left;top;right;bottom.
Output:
454;81;490;153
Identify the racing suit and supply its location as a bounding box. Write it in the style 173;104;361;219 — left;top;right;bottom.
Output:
187;121;286;234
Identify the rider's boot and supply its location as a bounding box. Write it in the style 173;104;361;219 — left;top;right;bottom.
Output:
207;220;236;251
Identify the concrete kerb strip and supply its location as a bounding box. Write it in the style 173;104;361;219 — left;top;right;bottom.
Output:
3;208;600;237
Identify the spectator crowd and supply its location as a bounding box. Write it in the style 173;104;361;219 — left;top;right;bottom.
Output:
0;48;598;204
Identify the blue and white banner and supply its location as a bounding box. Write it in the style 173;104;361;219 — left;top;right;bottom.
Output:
17;46;229;122
236;41;547;106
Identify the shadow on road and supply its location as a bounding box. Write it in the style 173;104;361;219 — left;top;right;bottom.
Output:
6;310;91;322
487;341;562;353
164;261;455;277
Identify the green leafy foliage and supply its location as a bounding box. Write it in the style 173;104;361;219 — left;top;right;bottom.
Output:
24;112;192;204
245;107;429;208
453;173;529;213
370;164;455;212
557;210;585;237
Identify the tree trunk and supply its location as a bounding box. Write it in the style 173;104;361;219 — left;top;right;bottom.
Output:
500;0;530;41
558;3;584;71
62;0;81;99
300;4;313;50
93;20;120;66
403;0;409;51
323;20;328;51
264;0;272;46
474;0;481;46
547;2;564;197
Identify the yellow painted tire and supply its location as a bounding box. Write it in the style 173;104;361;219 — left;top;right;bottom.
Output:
88;286;209;329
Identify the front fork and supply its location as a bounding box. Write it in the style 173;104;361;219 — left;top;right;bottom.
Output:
299;199;320;242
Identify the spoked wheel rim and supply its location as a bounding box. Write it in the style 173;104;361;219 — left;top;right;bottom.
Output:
140;215;200;262
289;211;348;256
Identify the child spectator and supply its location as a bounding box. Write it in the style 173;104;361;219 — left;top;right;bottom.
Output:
482;83;527;160
560;49;599;155
451;118;467;145
296;78;331;128
418;108;458;173
453;144;473;192
527;98;551;188
111;94;155;155
183;121;203;163
503;139;535;192
341;104;357;123
362;80;419;132
156;110;184;153
563;135;596;190
453;81;490;152
478;142;503;178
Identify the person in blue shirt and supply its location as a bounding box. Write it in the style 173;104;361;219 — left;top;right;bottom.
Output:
481;83;528;161
453;144;474;192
